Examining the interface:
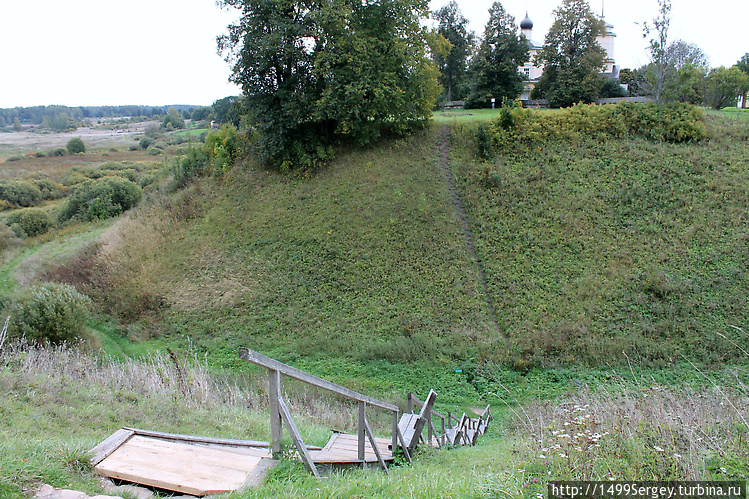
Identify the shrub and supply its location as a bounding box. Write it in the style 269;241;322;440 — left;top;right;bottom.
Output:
16;209;54;237
33;178;65;200
66;137;86;154
6;156;23;162
169;144;209;189
12;283;91;344
48;147;67;157
0;181;42;207
139;136;155;150
59;176;143;222
480;102;707;157
204;124;240;175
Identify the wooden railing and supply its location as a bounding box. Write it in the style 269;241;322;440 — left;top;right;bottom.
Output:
407;392;446;447
239;348;410;476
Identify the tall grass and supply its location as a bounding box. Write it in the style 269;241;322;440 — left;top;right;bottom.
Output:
503;370;749;498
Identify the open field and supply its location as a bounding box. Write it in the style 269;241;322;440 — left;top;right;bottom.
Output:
0;125;149;161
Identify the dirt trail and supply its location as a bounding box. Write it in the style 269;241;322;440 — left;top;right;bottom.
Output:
436;126;504;338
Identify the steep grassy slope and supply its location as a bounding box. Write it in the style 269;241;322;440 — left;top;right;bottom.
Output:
448;111;749;367
49;129;499;368
41;110;749;370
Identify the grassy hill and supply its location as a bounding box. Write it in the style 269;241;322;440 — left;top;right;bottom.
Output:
36;106;749;371
1;106;748;497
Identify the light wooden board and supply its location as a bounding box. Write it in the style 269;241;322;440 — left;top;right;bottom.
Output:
308;433;393;464
95;435;264;496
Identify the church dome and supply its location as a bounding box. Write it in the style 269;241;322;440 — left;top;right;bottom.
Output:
520;12;533;30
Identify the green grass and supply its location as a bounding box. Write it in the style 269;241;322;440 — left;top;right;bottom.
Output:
173;128;210;138
3;104;749;495
447;112;749;366
433;108;509;124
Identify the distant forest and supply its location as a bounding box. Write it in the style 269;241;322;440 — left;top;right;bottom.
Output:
0;104;200;124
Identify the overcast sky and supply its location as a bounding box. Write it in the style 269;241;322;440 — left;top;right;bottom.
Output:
0;0;746;109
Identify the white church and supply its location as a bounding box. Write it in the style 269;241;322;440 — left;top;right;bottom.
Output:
517;11;619;100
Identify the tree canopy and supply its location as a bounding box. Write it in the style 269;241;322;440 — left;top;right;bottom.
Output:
218;0;440;170
531;0;606;108
465;2;528;109
433;1;474;103
704;66;749;110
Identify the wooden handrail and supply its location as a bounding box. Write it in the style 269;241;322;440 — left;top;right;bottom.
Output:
407;393;445;420
240;348;398;412
240;347;400;473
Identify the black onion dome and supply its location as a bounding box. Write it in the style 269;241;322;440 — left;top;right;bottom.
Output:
520;12;533;30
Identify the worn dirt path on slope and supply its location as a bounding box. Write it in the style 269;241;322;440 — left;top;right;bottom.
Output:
436;126;504;338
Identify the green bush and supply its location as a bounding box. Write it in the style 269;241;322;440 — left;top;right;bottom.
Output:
59;176;142;222
16;208;54;237
139;136;155;150
33;178;65;200
48;147;67;157
66;137;86;154
0;181;42;207
204;124;240;175
12;283;91;344
481;102;707;156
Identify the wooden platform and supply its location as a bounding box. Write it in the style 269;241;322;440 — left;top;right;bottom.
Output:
308;432;393;464
91;429;275;497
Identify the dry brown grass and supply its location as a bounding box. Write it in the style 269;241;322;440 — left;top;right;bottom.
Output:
510;372;749;480
0;151;153;183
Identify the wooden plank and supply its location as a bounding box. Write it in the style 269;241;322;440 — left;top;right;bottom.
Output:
277;394;319;477
122;436;266;468
239;348;398;412
95;436;262;496
123;428;270;448
90;429;134;466
397;413;420;449
358;401;366;462
309;433;393;464
268;369;283;458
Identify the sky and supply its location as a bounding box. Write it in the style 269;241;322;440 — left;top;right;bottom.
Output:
0;0;746;109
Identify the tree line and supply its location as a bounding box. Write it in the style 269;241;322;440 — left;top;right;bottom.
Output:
0;98;243;133
214;0;748;170
435;0;749;110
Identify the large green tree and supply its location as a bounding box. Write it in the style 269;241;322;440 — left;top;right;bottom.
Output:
433;1;474;102
465;2;528;109
218;0;439;170
532;0;606;108
704;66;749;110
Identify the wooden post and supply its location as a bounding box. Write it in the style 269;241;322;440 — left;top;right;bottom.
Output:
268;369;282;458
277;395;319;477
407;393;414;414
425;402;433;444
363;416;388;474
391;411;398;452
358;401;366;463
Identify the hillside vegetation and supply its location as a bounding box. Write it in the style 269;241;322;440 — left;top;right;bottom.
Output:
1;105;749;497
35;104;749;371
